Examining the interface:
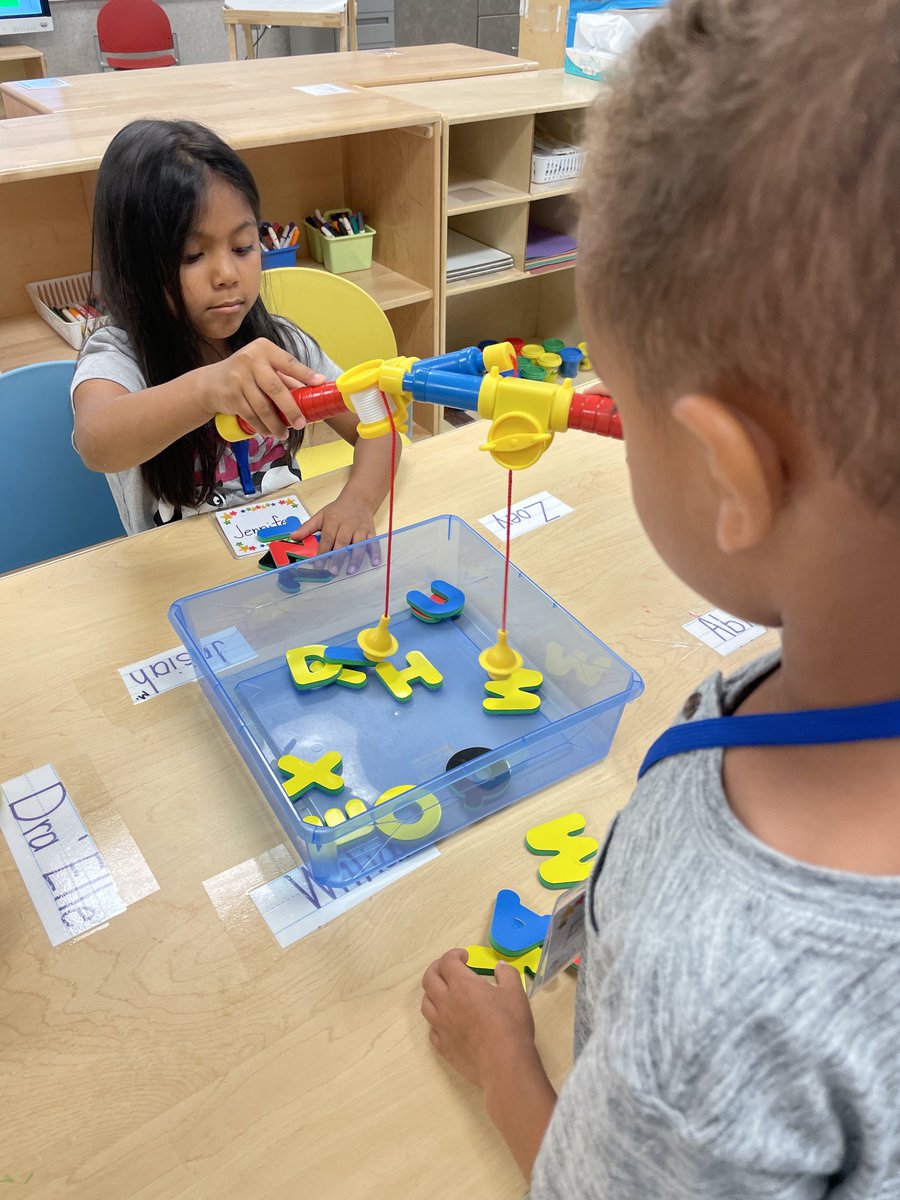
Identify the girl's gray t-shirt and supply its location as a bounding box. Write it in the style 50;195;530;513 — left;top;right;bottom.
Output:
71;323;340;534
532;653;900;1199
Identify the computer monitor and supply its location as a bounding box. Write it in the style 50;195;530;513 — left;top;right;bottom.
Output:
0;0;53;36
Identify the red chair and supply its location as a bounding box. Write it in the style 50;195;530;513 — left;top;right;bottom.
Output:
94;0;180;70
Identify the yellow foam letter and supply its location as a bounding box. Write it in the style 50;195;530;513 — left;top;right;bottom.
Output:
375;650;443;703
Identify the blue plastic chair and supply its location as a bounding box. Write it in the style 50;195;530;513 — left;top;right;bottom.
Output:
0;361;125;574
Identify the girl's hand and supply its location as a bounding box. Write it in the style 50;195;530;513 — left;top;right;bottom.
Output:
292;493;381;574
202;338;325;439
421;949;536;1090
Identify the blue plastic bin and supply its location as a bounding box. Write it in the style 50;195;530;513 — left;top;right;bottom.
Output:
169;515;643;886
261;245;298;271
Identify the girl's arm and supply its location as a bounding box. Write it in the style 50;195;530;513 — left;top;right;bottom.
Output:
292;408;402;565
74;339;323;473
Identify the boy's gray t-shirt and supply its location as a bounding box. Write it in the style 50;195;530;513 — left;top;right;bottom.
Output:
532;654;900;1199
71;323;340;535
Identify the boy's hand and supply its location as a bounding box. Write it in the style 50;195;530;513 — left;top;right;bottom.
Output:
292;493;382;574
421;949;536;1090
203;338;324;439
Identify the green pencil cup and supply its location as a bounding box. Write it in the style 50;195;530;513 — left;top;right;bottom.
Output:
306;209;376;275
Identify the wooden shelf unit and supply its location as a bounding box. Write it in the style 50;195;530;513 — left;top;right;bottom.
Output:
529;178;582;200
0;89;444;433
447;176;530;216
445;267;529;298
444;268;593;374
375;68;603;425
0;44;46;120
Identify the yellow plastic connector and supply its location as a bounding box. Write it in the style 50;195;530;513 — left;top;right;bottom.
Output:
370;355;417;439
215;413;251;442
476;369;576;470
482;341;517;373
336;357;414;441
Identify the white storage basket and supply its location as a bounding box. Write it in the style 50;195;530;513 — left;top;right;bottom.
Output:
531;137;587;184
25;272;107;351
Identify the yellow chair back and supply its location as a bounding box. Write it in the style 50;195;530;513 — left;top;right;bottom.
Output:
260;266;400;477
260;266;397;371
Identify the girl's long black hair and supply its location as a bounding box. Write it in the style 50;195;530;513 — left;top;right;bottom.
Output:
90;118;310;509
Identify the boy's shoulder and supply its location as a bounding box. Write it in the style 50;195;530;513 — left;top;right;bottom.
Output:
598;651;777;897
582;650;900;1119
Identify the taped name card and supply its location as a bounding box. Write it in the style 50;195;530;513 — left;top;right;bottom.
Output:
251;847;439;949
118;627;255;704
215;494;310;557
1;764;126;945
479;490;574;541
683;608;767;656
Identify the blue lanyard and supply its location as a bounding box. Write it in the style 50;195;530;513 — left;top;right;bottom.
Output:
233;439;256;496
638;697;900;779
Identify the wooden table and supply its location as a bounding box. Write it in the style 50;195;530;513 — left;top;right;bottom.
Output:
224;0;358;61
0;44;536;119
0;422;776;1198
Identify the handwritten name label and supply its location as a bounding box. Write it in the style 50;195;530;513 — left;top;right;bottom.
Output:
0;765;126;946
479;490;574;542
250;846;439;949
683;608;767;656
215;495;310;557
118;627;255;704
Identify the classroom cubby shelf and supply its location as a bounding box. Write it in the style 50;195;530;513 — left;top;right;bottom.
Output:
293;257;433;311
529;178;582;201
0;86;445;433
375;68;604;425
0;67;602;442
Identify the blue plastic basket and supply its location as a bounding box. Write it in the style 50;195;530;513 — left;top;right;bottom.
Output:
261;245;298;271
169;515;643;885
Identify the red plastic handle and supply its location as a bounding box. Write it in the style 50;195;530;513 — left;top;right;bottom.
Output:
293;382;346;423
235;382;346;436
567;391;623;440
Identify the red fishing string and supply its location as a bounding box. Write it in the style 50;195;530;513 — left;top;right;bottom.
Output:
381;394;398;619
501;468;513;632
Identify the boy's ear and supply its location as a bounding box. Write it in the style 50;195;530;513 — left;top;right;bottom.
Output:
672;394;783;554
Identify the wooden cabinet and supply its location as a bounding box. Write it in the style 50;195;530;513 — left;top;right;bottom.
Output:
0;88;444;433
377;69;604;428
0;44;46;119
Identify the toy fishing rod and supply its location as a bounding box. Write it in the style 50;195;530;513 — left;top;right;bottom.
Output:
216;341;621;471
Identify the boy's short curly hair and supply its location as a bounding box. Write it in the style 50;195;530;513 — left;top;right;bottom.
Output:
579;0;900;512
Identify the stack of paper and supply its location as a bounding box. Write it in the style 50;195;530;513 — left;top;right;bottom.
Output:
446;230;514;283
525;221;578;274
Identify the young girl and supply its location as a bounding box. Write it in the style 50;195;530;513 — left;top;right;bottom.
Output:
73;118;398;558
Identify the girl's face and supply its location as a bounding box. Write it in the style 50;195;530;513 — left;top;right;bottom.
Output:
179;175;261;352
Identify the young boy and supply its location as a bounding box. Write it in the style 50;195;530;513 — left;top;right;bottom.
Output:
421;0;900;1194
